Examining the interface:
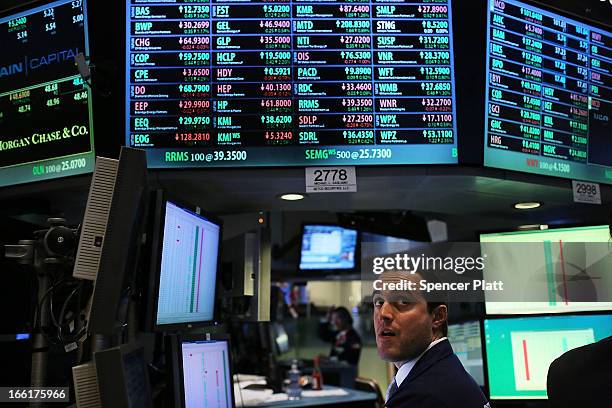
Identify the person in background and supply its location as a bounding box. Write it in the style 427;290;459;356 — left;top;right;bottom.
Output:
318;306;362;366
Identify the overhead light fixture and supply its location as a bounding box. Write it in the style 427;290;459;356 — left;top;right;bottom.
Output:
514;202;541;210
279;193;305;201
518;224;548;231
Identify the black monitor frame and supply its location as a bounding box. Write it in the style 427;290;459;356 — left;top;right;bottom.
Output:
143;189;223;332
82;147;148;335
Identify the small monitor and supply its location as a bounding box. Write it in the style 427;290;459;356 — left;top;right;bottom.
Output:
480;225;612;315
176;336;234;408
484;314;612;400
448;320;484;386
299;225;358;271
94;343;153;408
153;198;221;329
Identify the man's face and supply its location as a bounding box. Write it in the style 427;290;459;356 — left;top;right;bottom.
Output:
373;272;435;363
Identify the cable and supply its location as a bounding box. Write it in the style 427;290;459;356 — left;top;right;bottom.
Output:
58;282;83;343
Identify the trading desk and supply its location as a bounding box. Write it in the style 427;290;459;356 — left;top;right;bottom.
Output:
235;382;376;408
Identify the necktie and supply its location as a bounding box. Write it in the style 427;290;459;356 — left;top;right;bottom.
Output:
386;379;399;402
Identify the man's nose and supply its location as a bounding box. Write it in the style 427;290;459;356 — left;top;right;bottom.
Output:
379;301;394;321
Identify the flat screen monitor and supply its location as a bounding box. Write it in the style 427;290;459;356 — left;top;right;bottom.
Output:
154;200;221;329
0;0;95;187
484;0;612;184
299;224;358;270
448;320;485;386
125;0;458;167
94;343;153;408
484;314;612;400
480;225;612;315
178;337;234;408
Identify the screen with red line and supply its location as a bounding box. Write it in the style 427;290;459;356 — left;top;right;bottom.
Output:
156;201;220;326
181;340;232;408
484;314;612;400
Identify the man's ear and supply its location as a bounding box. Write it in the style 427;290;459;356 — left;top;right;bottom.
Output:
432;305;448;333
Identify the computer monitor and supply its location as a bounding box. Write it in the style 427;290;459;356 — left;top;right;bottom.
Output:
94;343;153;408
480;225;612;315
173;335;235;408
448;320;484;386
299;224;358;271
146;191;221;330
483;0;612;185
73;147;148;335
484;314;612;400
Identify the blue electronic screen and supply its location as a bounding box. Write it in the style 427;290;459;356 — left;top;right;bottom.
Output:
125;0;458;167
0;0;95;187
484;0;612;184
300;225;357;270
484;314;612;400
156;201;220;327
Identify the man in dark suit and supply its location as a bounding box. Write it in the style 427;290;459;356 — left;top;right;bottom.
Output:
373;271;489;408
547;336;612;407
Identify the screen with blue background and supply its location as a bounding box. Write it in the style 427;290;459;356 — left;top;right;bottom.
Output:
300;225;357;270
484;314;612;400
484;0;612;184
125;0;458;167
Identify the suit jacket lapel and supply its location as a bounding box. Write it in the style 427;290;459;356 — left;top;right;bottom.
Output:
386;340;454;405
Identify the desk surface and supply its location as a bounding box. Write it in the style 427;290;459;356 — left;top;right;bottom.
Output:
236;385;376;408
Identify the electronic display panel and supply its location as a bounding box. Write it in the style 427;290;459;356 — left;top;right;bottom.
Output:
484;0;612;184
0;0;94;187
156;201;220;327
480;225;612;315
300;224;358;270
126;0;458;167
484;314;612;400
448;320;485;386
180;339;233;408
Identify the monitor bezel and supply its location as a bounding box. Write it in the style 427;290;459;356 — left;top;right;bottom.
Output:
145;189;223;332
298;222;361;274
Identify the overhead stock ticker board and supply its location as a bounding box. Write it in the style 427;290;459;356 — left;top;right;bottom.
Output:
484;0;611;184
0;0;94;187
126;0;459;168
